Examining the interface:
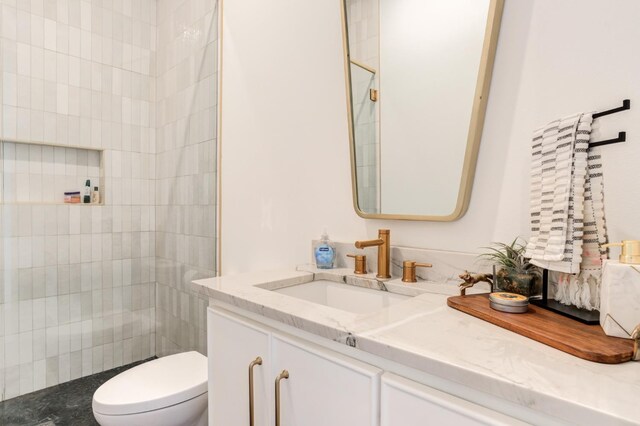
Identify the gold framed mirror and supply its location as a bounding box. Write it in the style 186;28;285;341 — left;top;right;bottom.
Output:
341;0;504;221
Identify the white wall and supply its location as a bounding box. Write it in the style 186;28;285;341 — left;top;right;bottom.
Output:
221;0;640;274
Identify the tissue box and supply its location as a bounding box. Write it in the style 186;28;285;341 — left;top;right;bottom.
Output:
600;260;640;338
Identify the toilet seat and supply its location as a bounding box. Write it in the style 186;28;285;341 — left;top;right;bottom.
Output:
93;351;208;416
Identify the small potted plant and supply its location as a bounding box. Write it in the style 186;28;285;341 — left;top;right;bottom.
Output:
479;238;541;297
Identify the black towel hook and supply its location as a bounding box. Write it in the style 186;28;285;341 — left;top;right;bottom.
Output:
589;99;631;148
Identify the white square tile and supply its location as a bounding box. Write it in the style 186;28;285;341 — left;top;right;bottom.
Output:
56;83;68;114
80;29;91;60
16;9;32;44
56;53;69;85
2;5;18;40
17;43;31;76
68;25;81;57
57;23;69;54
31;14;45;47
43;0;57;20
17;75;31;110
57;0;69;25
68;0;81;28
3;72;18;106
33;359;47;391
43;18;57;51
20;331;34;363
46;357;59;387
58;352;71;383
45;326;59;357
20;363;34;395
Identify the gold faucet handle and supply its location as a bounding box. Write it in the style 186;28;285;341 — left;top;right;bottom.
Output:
347;254;367;275
401;260;432;283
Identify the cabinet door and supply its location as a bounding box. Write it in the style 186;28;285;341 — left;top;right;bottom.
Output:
208;307;272;426
271;334;381;426
380;373;527;426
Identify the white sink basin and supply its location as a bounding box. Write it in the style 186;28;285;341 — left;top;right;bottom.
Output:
274;279;410;314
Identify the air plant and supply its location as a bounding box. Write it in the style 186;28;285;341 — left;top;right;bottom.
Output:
479;238;537;275
479;238;541;296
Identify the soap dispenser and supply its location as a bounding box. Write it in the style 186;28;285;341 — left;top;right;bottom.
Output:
600;240;640;339
603;240;640;264
314;230;336;269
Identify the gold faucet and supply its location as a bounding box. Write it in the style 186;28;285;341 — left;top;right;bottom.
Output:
355;229;391;279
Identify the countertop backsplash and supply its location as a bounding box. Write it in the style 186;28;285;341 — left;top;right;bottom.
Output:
312;240;491;285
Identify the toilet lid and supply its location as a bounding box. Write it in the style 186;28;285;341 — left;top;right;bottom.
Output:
93;351;208;416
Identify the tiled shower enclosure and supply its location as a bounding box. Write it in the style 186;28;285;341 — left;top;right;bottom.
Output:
0;0;217;401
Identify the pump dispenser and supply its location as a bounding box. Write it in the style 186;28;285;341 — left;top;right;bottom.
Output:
603;240;640;264
314;229;336;269
600;240;640;338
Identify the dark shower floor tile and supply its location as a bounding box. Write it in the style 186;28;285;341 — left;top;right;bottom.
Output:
0;358;155;426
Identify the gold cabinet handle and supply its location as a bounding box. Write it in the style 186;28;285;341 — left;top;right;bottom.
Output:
248;357;263;426
275;370;289;426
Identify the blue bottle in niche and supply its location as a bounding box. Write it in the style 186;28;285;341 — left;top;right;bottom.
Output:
314;230;336;269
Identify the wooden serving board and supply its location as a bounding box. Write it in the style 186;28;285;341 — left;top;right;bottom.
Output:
447;294;634;364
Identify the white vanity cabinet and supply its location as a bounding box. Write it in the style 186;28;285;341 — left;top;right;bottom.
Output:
380;373;526;426
197;269;635;425
208;308;272;425
208;307;382;426
272;334;381;426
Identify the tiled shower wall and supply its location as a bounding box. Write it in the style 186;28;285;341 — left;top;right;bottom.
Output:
0;0;157;400
155;0;217;356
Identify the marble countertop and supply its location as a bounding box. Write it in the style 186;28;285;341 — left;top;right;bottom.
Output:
191;266;640;425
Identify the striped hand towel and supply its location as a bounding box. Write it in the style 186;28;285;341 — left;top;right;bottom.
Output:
525;113;608;310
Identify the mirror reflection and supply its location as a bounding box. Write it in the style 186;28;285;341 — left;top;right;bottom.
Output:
343;0;502;220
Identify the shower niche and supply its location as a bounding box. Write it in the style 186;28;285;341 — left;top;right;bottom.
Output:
0;140;104;205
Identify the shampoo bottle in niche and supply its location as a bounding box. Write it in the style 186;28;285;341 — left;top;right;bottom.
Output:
314;230;336;269
83;180;91;203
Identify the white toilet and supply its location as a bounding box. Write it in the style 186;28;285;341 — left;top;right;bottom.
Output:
92;351;208;426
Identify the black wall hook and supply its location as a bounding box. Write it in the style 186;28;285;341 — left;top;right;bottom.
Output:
590;99;631;147
592;99;630;119
590;131;626;148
